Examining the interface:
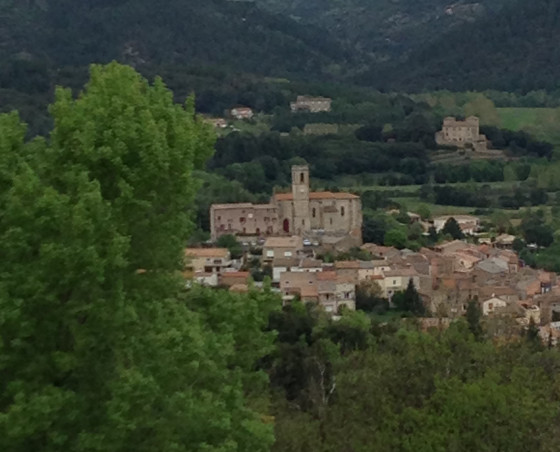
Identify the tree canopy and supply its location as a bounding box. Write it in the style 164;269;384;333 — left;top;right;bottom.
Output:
0;62;276;452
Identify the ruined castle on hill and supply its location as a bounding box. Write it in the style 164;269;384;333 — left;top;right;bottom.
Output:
435;116;489;151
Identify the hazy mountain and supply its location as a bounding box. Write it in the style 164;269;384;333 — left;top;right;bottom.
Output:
258;0;506;61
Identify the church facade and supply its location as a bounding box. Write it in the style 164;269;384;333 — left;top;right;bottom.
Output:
210;165;362;244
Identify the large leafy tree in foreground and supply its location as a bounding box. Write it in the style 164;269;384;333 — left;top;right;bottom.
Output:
0;62;275;451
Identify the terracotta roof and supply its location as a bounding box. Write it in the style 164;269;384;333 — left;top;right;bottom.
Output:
221;272;250;278
185;248;230;258
384;268;418;277
317;272;337;281
301;258;323;268
335;260;360;269
273;257;300;268
273;191;359;201
264;236;303;248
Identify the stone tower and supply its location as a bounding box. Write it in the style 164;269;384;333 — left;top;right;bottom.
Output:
291;165;311;235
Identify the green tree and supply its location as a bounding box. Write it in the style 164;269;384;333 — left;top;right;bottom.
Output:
417;203;431;221
394;279;425;316
217;233;244;259
442;217;464;240
384;228;408;249
0;63;274;452
466;299;483;340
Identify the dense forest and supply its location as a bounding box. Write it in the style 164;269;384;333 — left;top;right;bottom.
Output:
2;63;560;451
370;0;560;92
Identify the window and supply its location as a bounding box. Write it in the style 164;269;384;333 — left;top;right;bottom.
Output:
285;251;292;257
393;280;397;285
239;217;245;223
312;208;316;218
341;206;345;217
217;216;221;221
300;172;305;183
266;250;274;258
302;219;305;226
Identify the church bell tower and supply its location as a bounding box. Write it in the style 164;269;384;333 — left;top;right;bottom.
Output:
291;165;311;235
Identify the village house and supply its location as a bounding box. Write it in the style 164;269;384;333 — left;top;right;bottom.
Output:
280;270;356;313
435;116;488;151
210;165;362;246
263;236;304;263
185;248;232;273
379;268;420;299
219;271;250;288
482;296;508;316
271;257;300;283
204;117;228;128
290;95;332;113
229;106;254;120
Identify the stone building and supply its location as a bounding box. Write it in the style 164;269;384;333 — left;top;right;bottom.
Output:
435;116;488;151
290;95;332;113
210;165;362;245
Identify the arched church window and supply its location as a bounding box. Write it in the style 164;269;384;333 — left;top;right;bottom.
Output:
341;206;345;217
300;172;305;183
312;208;316;218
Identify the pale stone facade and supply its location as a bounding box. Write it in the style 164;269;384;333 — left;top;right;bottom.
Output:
210;165;362;245
290;95;332;113
435;116;488;151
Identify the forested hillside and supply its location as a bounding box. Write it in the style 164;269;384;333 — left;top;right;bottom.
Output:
258;0;506;60
368;0;560;92
0;0;351;135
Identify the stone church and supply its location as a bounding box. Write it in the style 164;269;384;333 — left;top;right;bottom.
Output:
210;165;362;244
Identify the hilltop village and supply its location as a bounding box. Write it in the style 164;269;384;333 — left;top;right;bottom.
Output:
187;158;560;344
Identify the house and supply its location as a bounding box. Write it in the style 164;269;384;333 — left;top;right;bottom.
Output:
433;216;480;234
495;234;516;249
479;286;519;304
280;272;319;304
204;117;228;128
280;270;356;313
454;251;482;270
435;116;488;151
219;271;250;288
272;257;300;283
290;95;332;113
185;248;232;273
334;260;360;284
229;107;254;120
476;257;509;275
380;268;420;299
263;236;304;262
361;244;400;259
482;296;508;316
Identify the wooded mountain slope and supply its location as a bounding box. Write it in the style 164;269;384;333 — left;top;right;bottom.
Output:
364;0;560;92
258;0;506;60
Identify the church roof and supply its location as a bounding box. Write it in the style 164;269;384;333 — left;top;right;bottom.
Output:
273;191;359;201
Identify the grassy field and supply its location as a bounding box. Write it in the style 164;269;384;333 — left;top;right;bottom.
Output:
497;107;560;148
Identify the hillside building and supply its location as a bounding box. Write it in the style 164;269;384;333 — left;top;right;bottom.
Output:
290;95;332;113
435;116;488;151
